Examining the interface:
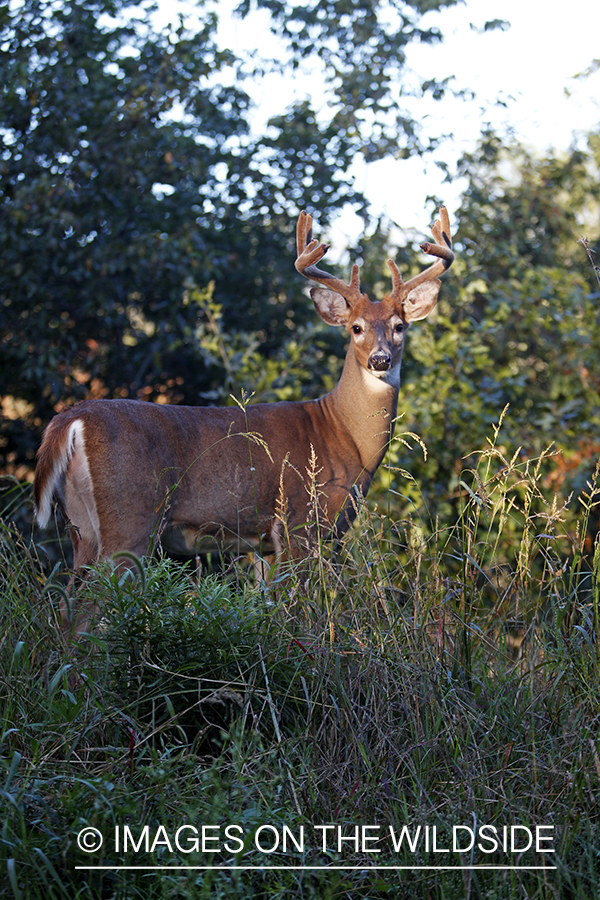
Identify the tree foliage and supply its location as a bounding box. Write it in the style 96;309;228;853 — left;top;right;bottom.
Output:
1;0;599;563
0;0;476;473
383;131;600;535
239;0;463;160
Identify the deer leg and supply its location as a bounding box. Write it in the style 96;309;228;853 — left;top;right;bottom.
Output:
64;518;150;637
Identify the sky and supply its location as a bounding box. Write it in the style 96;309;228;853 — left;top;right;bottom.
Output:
355;0;600;234
159;0;600;240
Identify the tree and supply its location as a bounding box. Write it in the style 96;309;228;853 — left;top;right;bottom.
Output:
240;0;464;160
378;130;600;538
0;0;246;469
0;0;500;477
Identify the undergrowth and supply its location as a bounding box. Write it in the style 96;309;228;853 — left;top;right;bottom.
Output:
1;434;600;899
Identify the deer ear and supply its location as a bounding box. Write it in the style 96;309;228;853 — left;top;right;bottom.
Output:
403;279;441;322
310;287;351;327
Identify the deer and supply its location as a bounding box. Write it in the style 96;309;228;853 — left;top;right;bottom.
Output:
34;207;454;634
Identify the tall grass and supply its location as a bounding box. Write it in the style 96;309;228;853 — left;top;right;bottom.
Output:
1;432;600;899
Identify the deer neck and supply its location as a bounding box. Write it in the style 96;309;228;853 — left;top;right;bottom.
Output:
320;345;401;473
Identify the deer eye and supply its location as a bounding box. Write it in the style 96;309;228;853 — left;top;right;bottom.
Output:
352;324;363;335
394;322;404;334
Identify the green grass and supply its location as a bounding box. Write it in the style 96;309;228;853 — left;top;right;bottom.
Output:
2;440;600;898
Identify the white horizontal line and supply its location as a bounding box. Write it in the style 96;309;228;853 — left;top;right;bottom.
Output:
75;865;557;871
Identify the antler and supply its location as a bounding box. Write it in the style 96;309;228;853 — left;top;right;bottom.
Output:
387;207;454;300
295;210;366;308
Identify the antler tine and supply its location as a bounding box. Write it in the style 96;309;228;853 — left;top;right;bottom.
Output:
296;209;313;254
295;211;365;307
387;258;404;294
430;206;451;250
389;206;454;300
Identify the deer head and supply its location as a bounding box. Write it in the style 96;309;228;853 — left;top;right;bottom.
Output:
295;207;454;382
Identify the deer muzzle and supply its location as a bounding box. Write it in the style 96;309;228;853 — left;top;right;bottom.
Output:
368;350;392;372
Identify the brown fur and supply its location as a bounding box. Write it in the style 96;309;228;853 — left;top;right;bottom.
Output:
34;209;454;634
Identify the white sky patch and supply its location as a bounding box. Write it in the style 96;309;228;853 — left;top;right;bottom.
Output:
343;0;600;239
154;0;600;240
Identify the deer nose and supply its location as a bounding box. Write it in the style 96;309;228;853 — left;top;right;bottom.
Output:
369;350;392;371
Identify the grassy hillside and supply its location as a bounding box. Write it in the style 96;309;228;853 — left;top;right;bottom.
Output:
1;436;600;899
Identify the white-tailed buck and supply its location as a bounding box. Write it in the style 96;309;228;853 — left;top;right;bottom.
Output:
34;207;454;633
